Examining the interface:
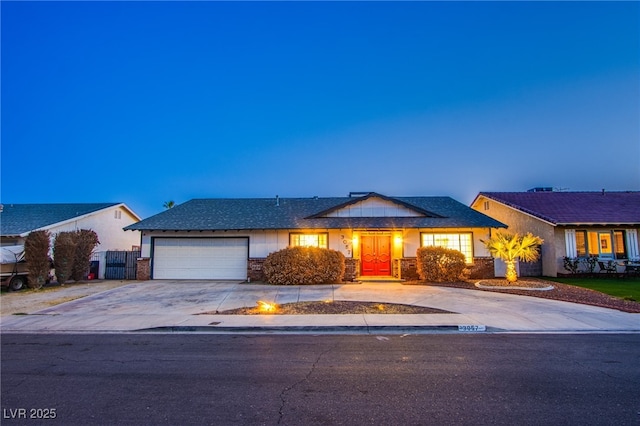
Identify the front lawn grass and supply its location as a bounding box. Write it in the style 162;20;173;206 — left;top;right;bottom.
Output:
545;276;640;301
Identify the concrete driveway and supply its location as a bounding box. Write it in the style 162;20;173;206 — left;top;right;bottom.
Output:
1;280;638;333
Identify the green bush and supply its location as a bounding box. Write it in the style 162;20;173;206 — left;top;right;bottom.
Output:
54;232;76;284
71;229;100;282
263;246;345;285
416;246;467;282
24;230;51;288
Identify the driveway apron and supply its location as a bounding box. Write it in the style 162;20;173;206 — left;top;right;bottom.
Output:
1;281;638;333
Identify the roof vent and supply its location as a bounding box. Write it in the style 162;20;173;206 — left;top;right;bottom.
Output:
0;204;3;213
275;195;279;207
527;187;554;193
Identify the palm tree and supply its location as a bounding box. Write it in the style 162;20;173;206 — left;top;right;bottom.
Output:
163;200;175;209
482;232;543;283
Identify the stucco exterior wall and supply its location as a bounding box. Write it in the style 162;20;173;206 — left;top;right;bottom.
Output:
140;229;355;259
141;227;491;264
472;196;557;276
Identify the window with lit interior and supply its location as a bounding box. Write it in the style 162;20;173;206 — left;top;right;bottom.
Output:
421;233;473;264
290;233;328;249
575;230;627;259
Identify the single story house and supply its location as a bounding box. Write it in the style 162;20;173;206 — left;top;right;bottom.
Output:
125;192;506;281
470;190;640;277
0;203;142;278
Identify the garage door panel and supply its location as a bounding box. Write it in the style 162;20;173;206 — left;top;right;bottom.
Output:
153;238;248;280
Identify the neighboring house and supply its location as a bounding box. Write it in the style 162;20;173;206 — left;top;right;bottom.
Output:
471;190;640;277
125;192;505;281
0;203;141;278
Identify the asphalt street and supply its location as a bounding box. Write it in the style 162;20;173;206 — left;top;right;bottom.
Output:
2;333;639;425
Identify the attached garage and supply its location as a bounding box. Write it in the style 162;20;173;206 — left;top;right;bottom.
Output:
152;237;248;280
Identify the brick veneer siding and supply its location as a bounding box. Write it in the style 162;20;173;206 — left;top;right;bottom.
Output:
137;258;151;281
247;258;266;282
248;257;357;283
400;257;495;281
344;258;358;282
467;257;495;279
400;258;420;280
246;256;494;283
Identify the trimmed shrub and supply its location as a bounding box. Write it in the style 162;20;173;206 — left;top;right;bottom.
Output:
263;246;345;285
24;230;51;289
71;229;100;282
54;232;76;284
416;246;467;282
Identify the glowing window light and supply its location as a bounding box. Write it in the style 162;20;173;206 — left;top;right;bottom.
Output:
422;233;473;264
290;233;328;248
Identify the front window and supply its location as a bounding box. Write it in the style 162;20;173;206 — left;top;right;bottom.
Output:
575;231;587;257
614;231;627;260
421;233;473;264
574;230;627;259
290;233;328;248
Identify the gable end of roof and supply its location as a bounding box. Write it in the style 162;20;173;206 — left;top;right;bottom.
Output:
306;192;446;219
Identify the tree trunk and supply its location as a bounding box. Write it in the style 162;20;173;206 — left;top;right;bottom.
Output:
505;260;518;283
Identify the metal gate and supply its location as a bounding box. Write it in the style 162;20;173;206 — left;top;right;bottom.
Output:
105;250;140;280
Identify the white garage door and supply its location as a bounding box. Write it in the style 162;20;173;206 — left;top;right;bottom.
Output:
153;238;248;280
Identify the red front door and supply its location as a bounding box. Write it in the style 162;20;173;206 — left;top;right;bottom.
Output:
361;235;391;276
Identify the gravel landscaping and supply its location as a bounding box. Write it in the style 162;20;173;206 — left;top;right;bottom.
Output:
213;301;454;315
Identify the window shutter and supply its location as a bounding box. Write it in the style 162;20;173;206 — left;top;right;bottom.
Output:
626;229;639;260
564;229;577;258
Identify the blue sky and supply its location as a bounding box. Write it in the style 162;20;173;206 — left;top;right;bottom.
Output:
2;1;639;219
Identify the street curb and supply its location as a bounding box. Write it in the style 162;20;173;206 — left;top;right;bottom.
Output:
133;325;502;334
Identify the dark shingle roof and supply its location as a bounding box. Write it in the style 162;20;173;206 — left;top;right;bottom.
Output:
125;195;505;231
478;191;640;225
1;203;120;236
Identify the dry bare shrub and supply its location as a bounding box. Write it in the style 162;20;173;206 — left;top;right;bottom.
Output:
24;230;51;288
71;229;100;282
263;246;345;285
54;231;76;284
416;246;467;282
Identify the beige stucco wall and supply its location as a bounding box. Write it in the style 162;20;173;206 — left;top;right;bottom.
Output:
472;196;557;276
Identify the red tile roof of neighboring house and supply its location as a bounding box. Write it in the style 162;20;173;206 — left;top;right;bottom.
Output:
477;191;640;225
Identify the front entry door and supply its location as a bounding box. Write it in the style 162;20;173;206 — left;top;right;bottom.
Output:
361;235;391;276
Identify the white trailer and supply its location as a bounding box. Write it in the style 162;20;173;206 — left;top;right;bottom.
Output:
1;246;29;291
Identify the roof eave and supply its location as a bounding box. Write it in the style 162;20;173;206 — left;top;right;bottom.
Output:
557;222;640;227
474;194;558;227
306;193;446;219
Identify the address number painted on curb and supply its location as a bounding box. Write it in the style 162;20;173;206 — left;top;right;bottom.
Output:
458;325;486;332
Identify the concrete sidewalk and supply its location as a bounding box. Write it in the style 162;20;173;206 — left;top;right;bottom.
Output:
1;281;638;334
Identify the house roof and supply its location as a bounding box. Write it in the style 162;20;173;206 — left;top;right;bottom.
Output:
0;203;136;237
125;194;505;231
475;191;640;226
